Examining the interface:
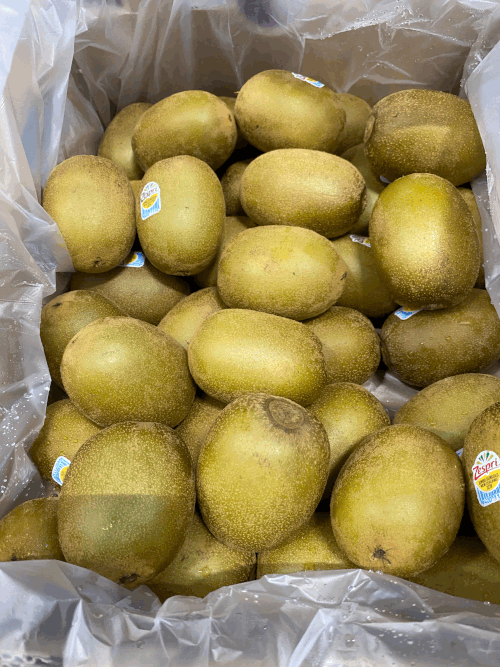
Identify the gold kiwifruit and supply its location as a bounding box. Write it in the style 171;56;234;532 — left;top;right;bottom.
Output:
220;160;251;215
175;394;226;466
334;94;372;155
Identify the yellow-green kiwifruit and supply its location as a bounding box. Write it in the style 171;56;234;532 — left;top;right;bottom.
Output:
234;70;346;153
363;88;486;186
369;173;480;310
408;536;500;604
217;226;348;320
57;421;195;589
42;155;136;273
61;316;196;427
340;143;385;235
463;403;500;564
147;512;255;601
197;393;330;552
97;102;152;180
188;309;327;406
175;394;226;466
303;306;380;384
380;289;500;388
331;234;397;318
129;180;143;201
334;94;372;155
70;253;190;325
40;290;126;388
219;96;248;150
136;156;225;275
158;287;227;350
0;497;64;562
394;374;500;451
194;215;255;289
257;512;355;577
240;149;366;238
309;383;390;500
330;424;465;577
220;161;251;215
458;187;485;288
30;399;101;485
131;91;237;171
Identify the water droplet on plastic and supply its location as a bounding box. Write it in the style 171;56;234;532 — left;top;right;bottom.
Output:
484;600;491;605
136;640;145;649
407;640;414;645
344;633;356;647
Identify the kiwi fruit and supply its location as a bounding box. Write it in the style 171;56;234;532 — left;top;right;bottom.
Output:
363;88;486;186
234;69;346;153
0;497;64;562
188;308;327;406
217;225;348;320
97;102;152;180
197;393;330;552
219;96;248;150
257;512;355;577
303;306;380;384
70;254;190;325
239;149;366;238
330;424;465;577
129;180;143;201
309;383;390;500
57;421;195;589
175;394;226;467
220;160;251;215
131;90;237;171
30;399;101;485
60;316;196;427
136;155;225;276
340;144;385;235
381;289;500;387
40;290;126;387
147;512;256;601
157;287;227;350
458;187;485;288
42;155;136;273
334;94;372;155
394;374;500;451
369;173;480;310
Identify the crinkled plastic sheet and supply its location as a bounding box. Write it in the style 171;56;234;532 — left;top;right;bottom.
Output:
3;0;500;664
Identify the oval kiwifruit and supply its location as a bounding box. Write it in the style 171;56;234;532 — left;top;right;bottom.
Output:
220;160;251;215
175;394;226;467
334;93;372;155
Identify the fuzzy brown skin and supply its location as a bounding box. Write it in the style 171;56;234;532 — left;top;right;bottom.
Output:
175;394;226;466
42;155;136;273
334;94;372;155
380;289;500;388
57;422;195;589
196;393;330;552
220;161;251;215
363;88;486;186
330;424;465;578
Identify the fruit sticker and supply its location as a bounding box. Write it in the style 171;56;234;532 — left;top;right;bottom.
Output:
350;234;371;247
472;450;500;507
52;455;71;486
292;73;324;88
394;307;422;320
456;448;463;459
140;182;161;220
119;251;145;268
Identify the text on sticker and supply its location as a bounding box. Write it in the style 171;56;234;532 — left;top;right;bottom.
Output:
292;73;324;88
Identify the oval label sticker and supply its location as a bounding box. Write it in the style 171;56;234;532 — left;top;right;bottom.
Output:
120;251;145;268
140;182;161;220
52;455;71;486
394;307;423;321
472;450;500;507
292;73;324;88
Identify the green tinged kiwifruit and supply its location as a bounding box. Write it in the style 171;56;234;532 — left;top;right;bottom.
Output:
158;287;227;350
234;70;346;153
0;497;64;562
147;512;255;601
197;393;330;552
131;91;237;171
303;306;380;384
136;156;225;275
380;289;500;387
334;94;372;155
331;235;397;318
394;374;500;451
30;399;101;485
309;383;390;500
70;253;190;325
42;155;136;273
60;316;196;427
363;88;486;186
40;290;126;387
220;160;251;215
217;226;348;320
458;187;485;288
218;96;248;150
188;309;327;406
330;424;465;577
369;173;480;310
408;536;500;604
240;149;366;238
97;102;152;180
463;403;500;564
57;421;195;589
175;394;226;467
257;513;355;577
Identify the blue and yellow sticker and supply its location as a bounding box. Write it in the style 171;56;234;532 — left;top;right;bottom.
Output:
140;182;161;220
52;455;71;486
394;307;422;321
350;234;371;247
292;73;324;88
120;251;145;268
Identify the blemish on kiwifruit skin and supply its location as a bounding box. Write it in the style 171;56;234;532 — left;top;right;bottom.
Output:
118;573;139;585
266;397;305;430
372;545;391;565
10;554;17;561
51;302;62;309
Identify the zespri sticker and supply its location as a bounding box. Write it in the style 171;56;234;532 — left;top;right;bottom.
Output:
350;234;371;247
140;182;161;220
52;455;71;486
292;73;324;88
120;251;145;268
394;307;422;320
472;450;500;507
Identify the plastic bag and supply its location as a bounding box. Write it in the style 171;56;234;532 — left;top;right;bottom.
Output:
2;0;500;663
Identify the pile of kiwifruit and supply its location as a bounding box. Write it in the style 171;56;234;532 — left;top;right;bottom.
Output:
4;69;500;605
